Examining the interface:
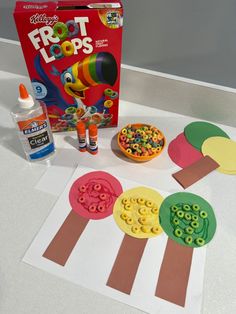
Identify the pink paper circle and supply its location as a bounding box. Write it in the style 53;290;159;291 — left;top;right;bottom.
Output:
69;171;123;220
168;133;203;168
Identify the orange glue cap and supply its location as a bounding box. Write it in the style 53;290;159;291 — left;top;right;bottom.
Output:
18;83;34;109
89;124;98;136
77;121;86;134
19;84;29;99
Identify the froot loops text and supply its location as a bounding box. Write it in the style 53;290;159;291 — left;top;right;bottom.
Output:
28;17;93;63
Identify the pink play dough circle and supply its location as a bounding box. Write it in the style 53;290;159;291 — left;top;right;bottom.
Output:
69;171;123;220
168;133;203;168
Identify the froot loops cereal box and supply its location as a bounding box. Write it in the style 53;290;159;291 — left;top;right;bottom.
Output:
14;1;123;132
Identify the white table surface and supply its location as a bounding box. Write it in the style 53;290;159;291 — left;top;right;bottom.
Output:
0;70;236;314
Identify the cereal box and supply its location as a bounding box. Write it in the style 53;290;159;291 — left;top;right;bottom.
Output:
14;0;123;131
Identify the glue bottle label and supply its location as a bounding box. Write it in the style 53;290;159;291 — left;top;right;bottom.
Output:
17;113;55;160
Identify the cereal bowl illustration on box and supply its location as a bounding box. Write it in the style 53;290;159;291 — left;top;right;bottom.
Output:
14;0;123;132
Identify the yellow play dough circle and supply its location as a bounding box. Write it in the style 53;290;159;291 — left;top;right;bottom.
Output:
113;187;164;239
202;137;236;174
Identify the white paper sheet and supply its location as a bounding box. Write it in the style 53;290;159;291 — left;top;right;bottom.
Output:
24;166;206;314
35;149;78;196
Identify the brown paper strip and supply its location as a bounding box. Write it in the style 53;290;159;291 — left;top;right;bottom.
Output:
43;210;89;266
107;235;148;294
173;155;219;189
155;238;193;307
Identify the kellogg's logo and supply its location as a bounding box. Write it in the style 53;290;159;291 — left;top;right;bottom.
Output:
30;13;58;26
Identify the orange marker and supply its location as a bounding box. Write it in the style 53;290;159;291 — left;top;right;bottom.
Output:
77;121;87;152
88;124;98;154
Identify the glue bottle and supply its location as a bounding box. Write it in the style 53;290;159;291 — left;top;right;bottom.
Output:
11;84;55;162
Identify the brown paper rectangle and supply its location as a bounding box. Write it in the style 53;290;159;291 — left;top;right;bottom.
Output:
43;210;89;266
155;238;193;307
107;235;148;294
173;155;219;189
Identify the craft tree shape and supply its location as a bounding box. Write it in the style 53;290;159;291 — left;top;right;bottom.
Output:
107;188;217;308
107;187;163;294
43;171;123;266
156;192;217;306
168;121;236;188
42;170;217;308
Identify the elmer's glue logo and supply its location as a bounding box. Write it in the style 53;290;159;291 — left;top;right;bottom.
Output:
18;113;48;135
23;120;47;135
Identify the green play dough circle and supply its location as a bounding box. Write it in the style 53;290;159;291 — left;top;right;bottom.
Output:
184;121;230;151
159;192;217;248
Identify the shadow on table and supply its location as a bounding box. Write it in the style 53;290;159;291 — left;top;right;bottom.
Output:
110;133;136;164
0;125;25;159
64;136;78;151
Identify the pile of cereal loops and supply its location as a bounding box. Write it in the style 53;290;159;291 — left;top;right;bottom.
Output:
170;203;209;246
119;125;164;157
120;197;162;236
77;182;113;214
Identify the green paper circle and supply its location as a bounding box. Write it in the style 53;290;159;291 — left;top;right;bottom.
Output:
159;192;217;248
184;121;230;151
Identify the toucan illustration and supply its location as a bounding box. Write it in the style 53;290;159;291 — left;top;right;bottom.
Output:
33;52;118;113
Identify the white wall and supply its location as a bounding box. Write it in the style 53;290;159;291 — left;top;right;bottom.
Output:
123;0;236;87
0;0;17;40
1;0;236;88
